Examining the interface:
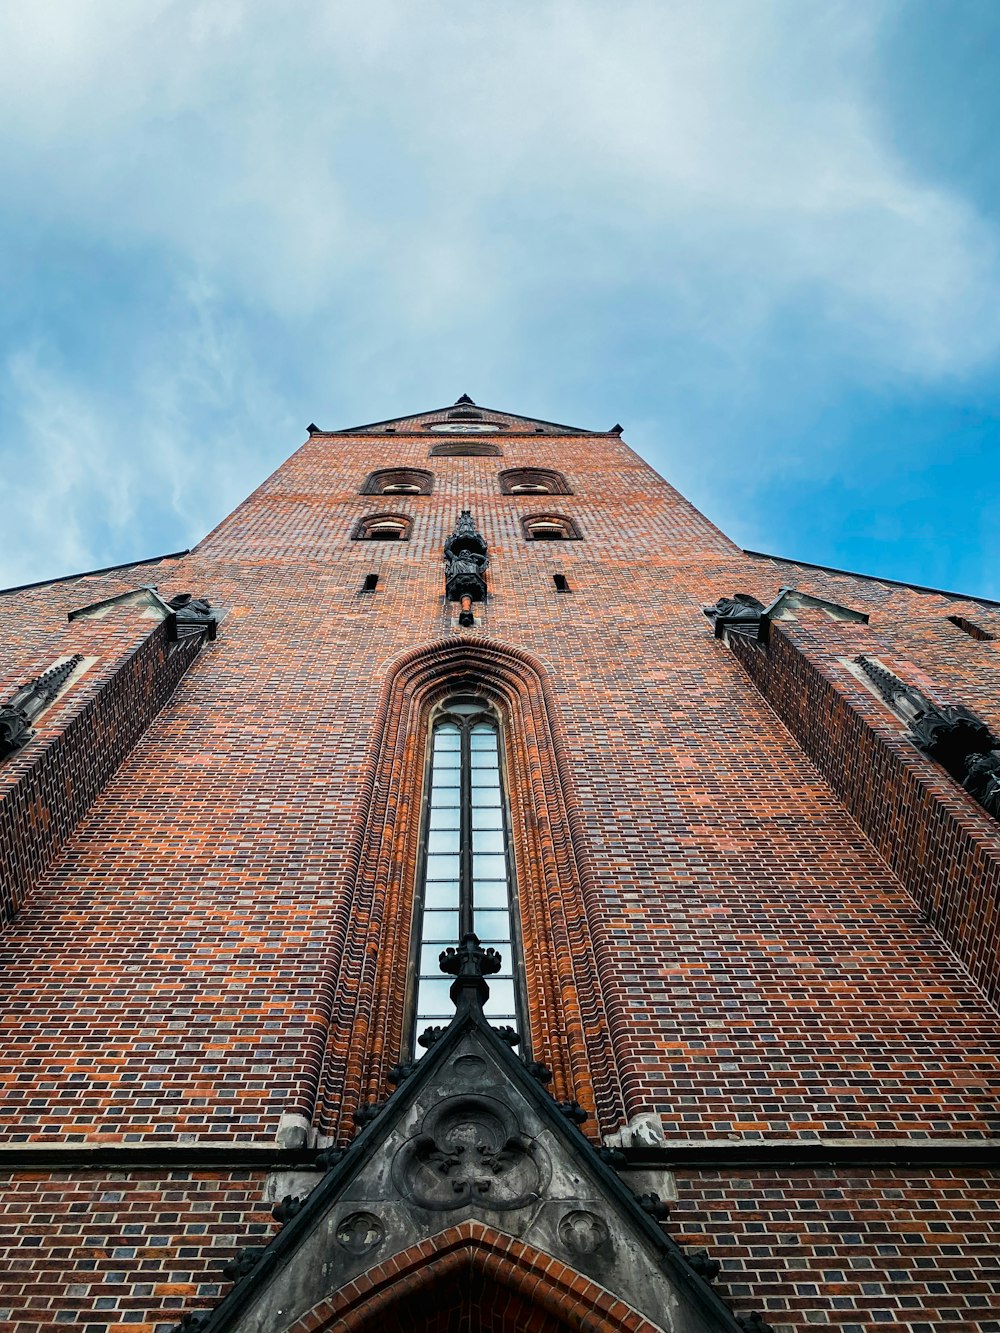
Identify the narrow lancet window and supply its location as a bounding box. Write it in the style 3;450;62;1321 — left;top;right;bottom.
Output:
412;695;520;1048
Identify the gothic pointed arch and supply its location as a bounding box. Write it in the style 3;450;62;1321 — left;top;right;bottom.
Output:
308;635;624;1142
296;1224;667;1333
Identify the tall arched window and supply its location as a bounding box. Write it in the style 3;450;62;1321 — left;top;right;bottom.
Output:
411;694;521;1050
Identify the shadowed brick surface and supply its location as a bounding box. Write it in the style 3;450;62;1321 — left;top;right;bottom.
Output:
0;405;998;1328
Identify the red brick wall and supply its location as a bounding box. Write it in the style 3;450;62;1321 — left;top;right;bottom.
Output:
0;612;204;925
0;410;998;1327
673;1166;1000;1332
0;1169;270;1333
728;613;1000;1006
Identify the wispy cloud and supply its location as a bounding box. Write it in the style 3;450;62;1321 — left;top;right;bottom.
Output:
0;1;998;590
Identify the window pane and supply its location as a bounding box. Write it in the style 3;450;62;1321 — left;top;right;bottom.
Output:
472;829;505;855
424;881;460;910
416;978;454;1015
420;943;448;975
471;806;503;830
428;806;460;829
475;909;511;939
425;854;459;881
471;788;501;807
483;979;516;1013
474;854;507;880
469;730;498;750
433;751;462;769
470;752;499;769
434;728;461;750
432;769;461;787
427;830;460;855
431;784;461;806
473;880;509;911
422;909;459;941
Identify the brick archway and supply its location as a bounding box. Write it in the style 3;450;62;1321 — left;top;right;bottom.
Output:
306;635;625;1142
290;1223;666;1333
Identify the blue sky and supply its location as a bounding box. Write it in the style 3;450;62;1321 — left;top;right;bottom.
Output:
0;1;997;597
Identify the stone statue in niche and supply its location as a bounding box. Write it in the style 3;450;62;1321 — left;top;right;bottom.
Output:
444;511;489;625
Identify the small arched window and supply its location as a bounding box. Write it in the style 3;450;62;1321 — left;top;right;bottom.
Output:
411;694;522;1050
353;513;412;541
499;468;571;496
429;440;503;458
361;468;433;496
521;514;582;541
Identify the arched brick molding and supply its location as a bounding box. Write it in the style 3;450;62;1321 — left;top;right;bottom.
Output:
361;468;433;496
499;468;572;496
520;514;582;541
351;513;413;541
290;1223;666;1333
429;440;503;457
308;636;624;1142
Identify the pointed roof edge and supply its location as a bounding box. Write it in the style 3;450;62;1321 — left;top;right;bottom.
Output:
0;550;190;599
182;974;756;1333
744;548;1000;609
317;400;611;436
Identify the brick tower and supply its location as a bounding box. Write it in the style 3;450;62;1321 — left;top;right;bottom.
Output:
0;398;998;1332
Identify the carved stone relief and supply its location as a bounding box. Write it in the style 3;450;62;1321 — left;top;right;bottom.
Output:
393;1094;548;1211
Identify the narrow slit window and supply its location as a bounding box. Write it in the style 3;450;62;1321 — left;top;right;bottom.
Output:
360;573;379;594
947;614;994;642
412;696;522;1051
553;574;570;593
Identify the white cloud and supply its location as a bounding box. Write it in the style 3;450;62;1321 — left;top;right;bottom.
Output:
0;0;997;374
0;1;998;586
0;285;293;587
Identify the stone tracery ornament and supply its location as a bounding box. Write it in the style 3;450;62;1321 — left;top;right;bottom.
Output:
558;1209;609;1255
335;1211;384;1254
394;1095;547;1211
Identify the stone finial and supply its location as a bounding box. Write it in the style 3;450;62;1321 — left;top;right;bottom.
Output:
0;654;83;761
439;932;502;1011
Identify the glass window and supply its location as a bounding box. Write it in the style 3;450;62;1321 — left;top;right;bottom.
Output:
411;697;522;1051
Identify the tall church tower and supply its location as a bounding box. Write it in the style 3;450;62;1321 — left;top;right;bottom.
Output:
0;399;998;1331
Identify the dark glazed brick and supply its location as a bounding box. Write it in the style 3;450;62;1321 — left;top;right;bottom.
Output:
0;409;997;1329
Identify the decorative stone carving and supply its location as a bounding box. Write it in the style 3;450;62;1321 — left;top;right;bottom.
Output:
271;1195;303;1224
964;751;1000;819
558;1210;609;1255
221;1247;265;1281
167;593;218;641
394;1096;546;1211
855;655;1000;823
335;1212;384;1254
703;594;765;640
444;511;489;620
439;934;501;1009
0;654;83;761
688;1249;722;1280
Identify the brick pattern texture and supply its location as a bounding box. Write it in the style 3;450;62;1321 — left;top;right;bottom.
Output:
0;404;998;1329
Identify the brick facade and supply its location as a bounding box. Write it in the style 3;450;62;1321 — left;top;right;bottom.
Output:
0;401;997;1330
